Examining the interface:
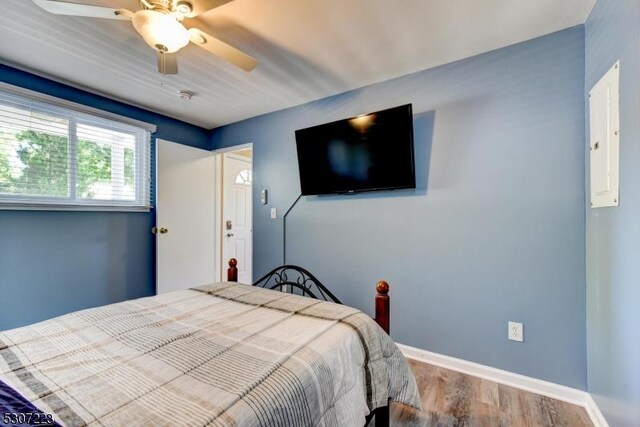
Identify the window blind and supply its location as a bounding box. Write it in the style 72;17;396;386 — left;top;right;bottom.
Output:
0;88;152;210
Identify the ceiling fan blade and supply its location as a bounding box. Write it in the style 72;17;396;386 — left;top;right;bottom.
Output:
185;0;233;18
32;0;132;20
157;52;178;75
188;28;257;72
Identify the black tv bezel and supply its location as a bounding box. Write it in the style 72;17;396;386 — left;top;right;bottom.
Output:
294;104;416;196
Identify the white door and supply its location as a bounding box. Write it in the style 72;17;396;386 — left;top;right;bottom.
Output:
222;154;253;283
157;139;216;294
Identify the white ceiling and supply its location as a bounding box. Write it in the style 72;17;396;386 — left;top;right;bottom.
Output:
0;0;596;129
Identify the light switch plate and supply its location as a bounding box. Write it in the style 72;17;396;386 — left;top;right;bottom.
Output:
270;208;277;219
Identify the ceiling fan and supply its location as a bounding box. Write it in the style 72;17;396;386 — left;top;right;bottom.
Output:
32;0;257;74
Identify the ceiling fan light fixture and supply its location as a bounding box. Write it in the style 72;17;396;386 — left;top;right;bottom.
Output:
132;9;190;53
175;1;193;15
190;32;207;45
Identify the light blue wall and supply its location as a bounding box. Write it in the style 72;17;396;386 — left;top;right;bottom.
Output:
212;28;587;388
585;1;640;425
0;65;210;330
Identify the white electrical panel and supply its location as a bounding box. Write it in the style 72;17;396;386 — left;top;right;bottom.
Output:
589;61;620;208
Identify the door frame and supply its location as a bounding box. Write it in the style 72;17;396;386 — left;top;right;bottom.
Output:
211;143;253;282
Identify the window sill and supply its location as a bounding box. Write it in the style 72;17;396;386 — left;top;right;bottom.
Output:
0;203;152;212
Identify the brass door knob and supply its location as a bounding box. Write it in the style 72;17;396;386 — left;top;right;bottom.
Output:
152;227;169;235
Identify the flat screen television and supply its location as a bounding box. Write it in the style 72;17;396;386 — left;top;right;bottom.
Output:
295;104;415;195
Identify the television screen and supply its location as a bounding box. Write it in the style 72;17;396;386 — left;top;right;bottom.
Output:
295;104;415;195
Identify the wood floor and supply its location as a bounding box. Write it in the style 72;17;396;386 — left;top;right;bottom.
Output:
387;359;593;427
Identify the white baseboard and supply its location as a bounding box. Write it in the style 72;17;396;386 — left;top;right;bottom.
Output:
584;395;610;427
397;343;609;427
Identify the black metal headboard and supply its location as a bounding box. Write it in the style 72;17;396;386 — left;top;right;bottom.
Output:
251;265;342;304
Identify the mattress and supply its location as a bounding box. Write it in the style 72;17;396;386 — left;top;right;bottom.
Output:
0;282;420;426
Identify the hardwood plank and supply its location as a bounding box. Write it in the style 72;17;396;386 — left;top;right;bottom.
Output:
476;377;499;407
389;359;593;427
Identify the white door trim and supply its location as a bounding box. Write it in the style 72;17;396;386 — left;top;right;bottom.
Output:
213;154;223;282
211;142;253;155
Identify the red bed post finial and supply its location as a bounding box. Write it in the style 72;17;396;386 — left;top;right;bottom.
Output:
227;258;238;282
375;280;390;334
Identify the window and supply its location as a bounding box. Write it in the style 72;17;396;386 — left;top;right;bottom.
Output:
234;169;252;186
0;87;153;210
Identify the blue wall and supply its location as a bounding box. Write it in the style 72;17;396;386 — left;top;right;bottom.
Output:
0;65;210;151
585;1;640;425
212;27;587;389
0;64;210;330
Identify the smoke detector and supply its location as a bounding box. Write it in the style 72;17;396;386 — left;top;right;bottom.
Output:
179;90;194;100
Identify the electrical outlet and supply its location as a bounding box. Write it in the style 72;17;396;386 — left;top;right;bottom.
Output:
270;208;277;219
508;321;523;342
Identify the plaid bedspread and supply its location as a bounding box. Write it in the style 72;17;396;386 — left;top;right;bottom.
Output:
0;282;420;426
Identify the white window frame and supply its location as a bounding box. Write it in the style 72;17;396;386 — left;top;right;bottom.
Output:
0;83;156;211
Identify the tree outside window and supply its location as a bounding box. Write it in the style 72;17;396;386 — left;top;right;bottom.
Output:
0;92;150;210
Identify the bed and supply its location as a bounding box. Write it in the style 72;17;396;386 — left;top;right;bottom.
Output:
0;259;420;426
